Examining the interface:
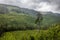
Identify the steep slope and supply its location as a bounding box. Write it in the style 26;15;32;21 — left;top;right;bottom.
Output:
42;12;60;27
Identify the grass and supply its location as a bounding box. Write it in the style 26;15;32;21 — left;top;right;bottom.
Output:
0;26;60;40
0;30;45;40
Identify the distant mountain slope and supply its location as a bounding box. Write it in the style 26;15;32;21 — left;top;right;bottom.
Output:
42;12;60;27
0;4;39;16
0;4;60;27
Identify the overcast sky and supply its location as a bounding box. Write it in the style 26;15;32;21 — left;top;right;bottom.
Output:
0;0;60;13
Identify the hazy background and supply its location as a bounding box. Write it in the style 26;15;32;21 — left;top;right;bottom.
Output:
0;0;60;13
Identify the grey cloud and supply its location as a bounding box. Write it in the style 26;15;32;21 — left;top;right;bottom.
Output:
32;0;60;12
0;0;60;13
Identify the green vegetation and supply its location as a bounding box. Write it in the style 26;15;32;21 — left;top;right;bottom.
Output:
42;13;60;26
0;24;60;40
0;13;60;40
0;4;60;40
0;13;37;31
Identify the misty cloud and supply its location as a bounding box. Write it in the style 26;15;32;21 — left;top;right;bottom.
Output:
0;0;60;13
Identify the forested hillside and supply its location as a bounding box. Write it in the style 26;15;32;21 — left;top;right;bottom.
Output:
42;12;60;29
0;4;60;40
